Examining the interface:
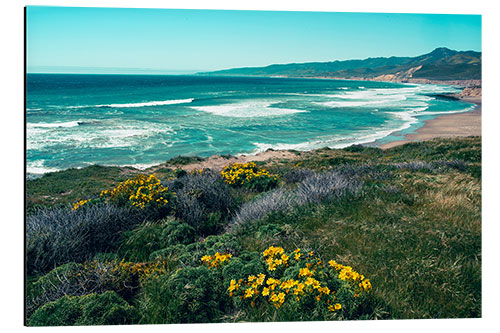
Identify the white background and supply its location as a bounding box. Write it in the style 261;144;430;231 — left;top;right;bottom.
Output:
1;1;497;332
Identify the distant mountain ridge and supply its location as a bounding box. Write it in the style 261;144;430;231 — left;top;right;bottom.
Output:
200;47;481;83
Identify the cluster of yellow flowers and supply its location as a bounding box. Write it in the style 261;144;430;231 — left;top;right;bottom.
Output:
263;246;315;271
328;303;342;312
82;259;168;283
99;174;171;209
230;273;333;309
113;259;168;281
201;252;232;268
189;169;205;175
328;260;372;293
227;246;372;313
72;199;90;211
220;162;278;187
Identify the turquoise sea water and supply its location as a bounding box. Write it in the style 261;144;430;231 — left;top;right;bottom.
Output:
26;74;475;174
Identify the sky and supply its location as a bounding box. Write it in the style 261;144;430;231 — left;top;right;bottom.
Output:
26;6;482;74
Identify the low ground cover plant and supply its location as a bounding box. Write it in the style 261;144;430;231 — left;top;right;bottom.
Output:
138;265;230;324
26;258;169;317
119;219;196;261
28;291;139;326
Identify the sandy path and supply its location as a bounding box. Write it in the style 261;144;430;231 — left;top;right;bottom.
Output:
148;150;300;173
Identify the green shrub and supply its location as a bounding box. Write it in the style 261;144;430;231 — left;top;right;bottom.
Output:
446;148;481;163
26;263;83;317
138;266;229;324
148;233;242;271
174;168;188;178
149;244;190;271
119;219;195;261
467;164;481;179
166;155;206;166
28;291;139;326
26;257;170;322
221;251;265;286
165;220;196;245
203;233;242;254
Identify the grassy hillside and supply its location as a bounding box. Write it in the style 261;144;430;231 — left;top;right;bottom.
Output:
201;48;481;81
25;137;481;325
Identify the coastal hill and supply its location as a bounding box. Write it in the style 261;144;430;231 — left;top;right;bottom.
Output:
200;47;481;85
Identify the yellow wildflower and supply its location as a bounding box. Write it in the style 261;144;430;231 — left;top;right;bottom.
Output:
299;267;313;277
244;288;254;299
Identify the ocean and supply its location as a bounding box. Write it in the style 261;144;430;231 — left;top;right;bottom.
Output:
26;74;475;174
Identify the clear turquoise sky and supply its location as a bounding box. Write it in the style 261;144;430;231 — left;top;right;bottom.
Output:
26;6;482;74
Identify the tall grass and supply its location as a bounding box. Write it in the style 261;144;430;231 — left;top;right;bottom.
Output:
230;170;362;230
231;167;481;319
282;168;315;184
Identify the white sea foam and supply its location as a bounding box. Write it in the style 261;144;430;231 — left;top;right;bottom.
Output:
27;121;81;128
250;126;398;153
191;101;307;118
317;96;407;108
27;160;63;174
249;103;436;153
415;105;476;116
66;98;194;109
104;162;162;170
249;141;318;153
311;85;439;109
97;98;194;108
27;120;175;151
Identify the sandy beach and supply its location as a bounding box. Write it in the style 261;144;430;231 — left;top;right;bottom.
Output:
379;97;482;149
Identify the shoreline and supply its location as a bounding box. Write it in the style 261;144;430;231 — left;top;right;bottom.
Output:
203;73;481;88
377;96;481;149
154;95;482;171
